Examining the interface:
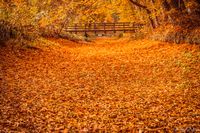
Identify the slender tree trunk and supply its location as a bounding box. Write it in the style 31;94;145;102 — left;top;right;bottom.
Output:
162;0;171;11
169;0;179;9
179;0;186;10
151;0;159;27
161;0;171;23
129;0;156;29
169;0;186;10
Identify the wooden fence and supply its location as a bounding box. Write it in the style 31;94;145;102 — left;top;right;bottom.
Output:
64;22;143;35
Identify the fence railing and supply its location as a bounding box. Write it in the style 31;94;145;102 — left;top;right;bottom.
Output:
64;22;144;34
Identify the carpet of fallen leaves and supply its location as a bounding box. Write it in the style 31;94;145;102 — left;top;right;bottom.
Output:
0;38;200;132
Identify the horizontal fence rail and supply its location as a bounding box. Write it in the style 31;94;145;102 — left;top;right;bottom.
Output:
64;22;144;35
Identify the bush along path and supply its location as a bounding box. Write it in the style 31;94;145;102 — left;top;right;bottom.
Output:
0;38;200;132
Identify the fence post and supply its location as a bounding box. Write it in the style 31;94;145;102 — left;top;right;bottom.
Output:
104;22;106;35
113;23;116;34
94;23;97;35
84;24;87;36
75;24;77;34
132;23;136;33
123;22;125;33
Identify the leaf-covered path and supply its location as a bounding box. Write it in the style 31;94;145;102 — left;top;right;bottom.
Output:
0;38;200;132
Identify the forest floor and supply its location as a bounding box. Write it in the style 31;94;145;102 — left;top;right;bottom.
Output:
0;38;200;132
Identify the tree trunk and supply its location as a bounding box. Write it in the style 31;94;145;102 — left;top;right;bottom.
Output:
169;0;179;9
162;0;171;11
161;0;171;22
151;0;159;27
129;0;156;29
169;0;186;11
179;0;186;10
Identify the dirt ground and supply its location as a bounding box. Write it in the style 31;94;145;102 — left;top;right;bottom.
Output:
0;38;200;132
